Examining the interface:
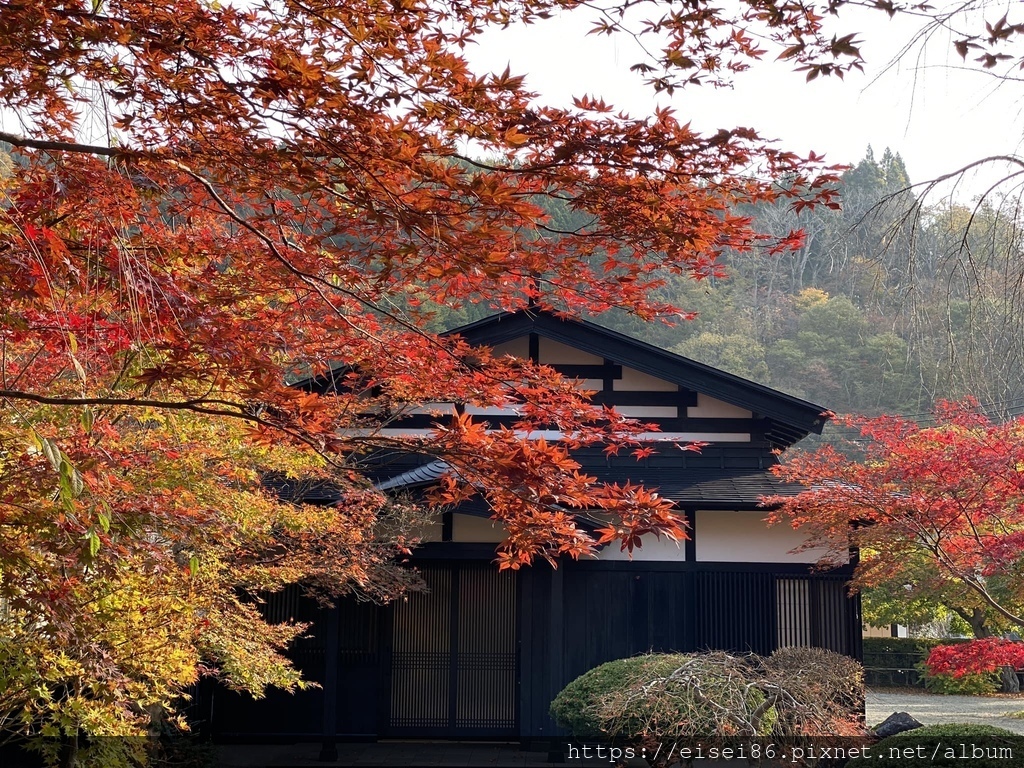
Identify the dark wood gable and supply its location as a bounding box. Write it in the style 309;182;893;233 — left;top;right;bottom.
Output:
446;308;828;450
290;308;831;510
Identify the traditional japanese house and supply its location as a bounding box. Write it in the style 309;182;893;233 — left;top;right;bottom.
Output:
205;309;859;750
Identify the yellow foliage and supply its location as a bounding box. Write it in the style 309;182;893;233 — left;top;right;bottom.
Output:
794;287;830;310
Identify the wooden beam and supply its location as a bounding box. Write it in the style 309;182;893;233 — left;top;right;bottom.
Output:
602;358;616;393
586;390;696;407
546;566;565;763
683;509;697;563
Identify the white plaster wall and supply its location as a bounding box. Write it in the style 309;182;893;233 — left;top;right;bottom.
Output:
491;337;529;358
688;394;752;419
538;337;603;364
614;366;679;392
596;534;686;561
616;405;678;418
452;513;507;543
414;514;443;543
372;428;435;437
695;510;831;563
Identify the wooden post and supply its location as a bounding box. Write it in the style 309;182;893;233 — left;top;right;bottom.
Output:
547;565;565;763
518;568;533;748
318;600;340;762
683;509;697;652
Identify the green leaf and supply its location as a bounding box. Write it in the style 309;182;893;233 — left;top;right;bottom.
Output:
40;438;61;472
189;555;200;576
58;470;74;512
87;530;101;558
81;406;95;433
60;457;84;497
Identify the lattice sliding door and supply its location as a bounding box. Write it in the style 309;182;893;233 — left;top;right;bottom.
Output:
388;564;517;737
455;567;517;730
390;567;452;730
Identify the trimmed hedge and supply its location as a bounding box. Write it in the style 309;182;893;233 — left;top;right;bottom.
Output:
862;637;952;658
551;649;867;750
846;724;1024;767
549;654;688;742
549;652;778;747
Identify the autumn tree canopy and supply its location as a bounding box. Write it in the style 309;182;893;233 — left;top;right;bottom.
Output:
0;0;871;761
768;401;1024;634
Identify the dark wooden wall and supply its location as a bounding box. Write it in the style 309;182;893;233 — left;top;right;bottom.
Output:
202;559;860;743
518;560;860;744
197;589;381;740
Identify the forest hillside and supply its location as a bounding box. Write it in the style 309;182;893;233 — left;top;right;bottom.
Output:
527;147;1024;421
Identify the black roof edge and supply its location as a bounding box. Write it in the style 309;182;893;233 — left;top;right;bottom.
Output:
288;363;357;395
445;309;830;443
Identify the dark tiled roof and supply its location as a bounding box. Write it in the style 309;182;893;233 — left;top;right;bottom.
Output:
374;459;449;490
623;469;803;508
265;465;801;511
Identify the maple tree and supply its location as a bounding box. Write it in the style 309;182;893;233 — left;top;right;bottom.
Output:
925;639;1024;679
861;567;1016;640
768;400;1024;634
0;0;860;762
0;410;428;765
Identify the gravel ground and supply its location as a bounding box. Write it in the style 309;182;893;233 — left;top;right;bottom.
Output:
867;689;1024;734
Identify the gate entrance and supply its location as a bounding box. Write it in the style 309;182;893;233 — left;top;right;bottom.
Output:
387;563;518;738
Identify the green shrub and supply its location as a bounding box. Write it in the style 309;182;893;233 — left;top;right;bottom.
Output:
549;654;688;742
761;646;865;737
920;669;999;695
846;724;1024;767
550;652;777;747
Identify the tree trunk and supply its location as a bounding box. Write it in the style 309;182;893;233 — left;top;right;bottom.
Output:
1000;666;1020;693
968;608;991;639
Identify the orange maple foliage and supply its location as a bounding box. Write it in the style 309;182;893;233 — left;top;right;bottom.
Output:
767;400;1024;628
0;0;856;759
0;0;853;566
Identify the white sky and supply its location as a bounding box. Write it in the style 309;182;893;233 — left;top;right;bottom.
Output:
468;5;1024;201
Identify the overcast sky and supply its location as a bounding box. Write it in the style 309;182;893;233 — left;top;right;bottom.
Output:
469;5;1024;201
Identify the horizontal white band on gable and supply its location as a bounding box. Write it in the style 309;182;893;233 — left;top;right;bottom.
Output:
347;428;751;442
